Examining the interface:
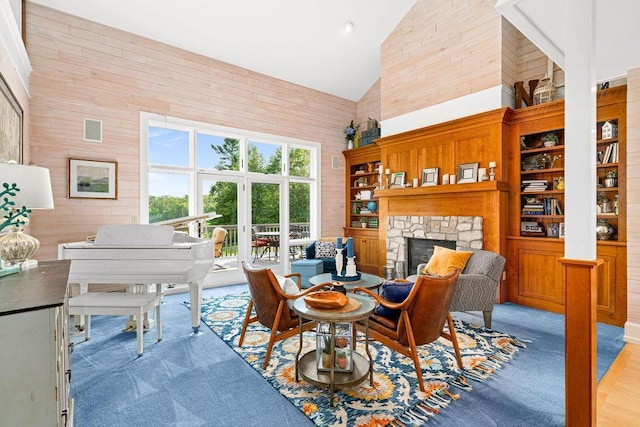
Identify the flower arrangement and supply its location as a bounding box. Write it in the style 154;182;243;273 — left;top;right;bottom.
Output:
344;120;359;142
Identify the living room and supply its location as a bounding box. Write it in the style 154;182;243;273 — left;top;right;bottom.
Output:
2;0;640;425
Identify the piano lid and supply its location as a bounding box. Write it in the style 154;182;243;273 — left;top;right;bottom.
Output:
94;224;175;246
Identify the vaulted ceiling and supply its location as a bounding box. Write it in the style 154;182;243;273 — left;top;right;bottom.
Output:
29;0;417;102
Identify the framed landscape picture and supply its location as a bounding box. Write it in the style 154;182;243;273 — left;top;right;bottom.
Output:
69;158;118;199
0;73;23;164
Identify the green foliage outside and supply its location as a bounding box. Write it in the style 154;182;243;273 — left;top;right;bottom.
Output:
149;138;311;226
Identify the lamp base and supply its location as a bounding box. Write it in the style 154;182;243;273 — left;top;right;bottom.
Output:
0;227;40;265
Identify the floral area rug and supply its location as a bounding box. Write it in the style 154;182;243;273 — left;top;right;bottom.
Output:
186;294;525;426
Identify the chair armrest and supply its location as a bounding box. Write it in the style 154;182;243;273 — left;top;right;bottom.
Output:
416;263;428;275
353;286;407;311
450;274;498;311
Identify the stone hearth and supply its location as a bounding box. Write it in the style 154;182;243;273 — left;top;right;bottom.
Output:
386;215;483;276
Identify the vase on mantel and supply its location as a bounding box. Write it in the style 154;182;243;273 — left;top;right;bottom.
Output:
347;140;354;150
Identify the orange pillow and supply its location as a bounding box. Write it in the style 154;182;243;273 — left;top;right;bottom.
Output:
422;246;473;276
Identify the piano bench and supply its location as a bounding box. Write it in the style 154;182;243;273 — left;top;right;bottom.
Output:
69;292;162;357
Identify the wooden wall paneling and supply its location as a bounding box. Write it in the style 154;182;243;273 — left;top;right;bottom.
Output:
417;141;454;180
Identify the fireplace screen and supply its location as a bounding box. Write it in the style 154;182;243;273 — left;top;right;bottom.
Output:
406;238;456;276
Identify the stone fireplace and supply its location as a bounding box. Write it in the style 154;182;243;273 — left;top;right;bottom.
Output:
386;215;483;277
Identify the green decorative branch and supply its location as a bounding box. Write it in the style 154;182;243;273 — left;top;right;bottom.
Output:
1;183;30;231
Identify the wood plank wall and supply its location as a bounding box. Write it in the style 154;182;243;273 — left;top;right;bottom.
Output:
627;67;640;330
25;3;354;260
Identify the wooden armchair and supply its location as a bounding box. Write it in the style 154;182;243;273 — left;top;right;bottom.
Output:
239;261;328;369
353;270;463;392
212;227;227;258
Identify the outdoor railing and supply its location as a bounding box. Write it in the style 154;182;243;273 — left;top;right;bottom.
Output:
194;223;310;257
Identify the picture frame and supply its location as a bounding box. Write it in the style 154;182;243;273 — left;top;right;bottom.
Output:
0;73;23;164
457;162;479;184
421;167;439;186
69;158;118;199
546;222;559;238
391;171;405;188
559;222;565;238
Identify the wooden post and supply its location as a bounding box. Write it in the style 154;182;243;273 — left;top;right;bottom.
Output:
560;257;602;427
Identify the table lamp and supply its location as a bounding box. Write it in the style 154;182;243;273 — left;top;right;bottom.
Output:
0;162;55;266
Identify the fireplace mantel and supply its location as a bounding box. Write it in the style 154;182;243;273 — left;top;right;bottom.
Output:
375;180;509;198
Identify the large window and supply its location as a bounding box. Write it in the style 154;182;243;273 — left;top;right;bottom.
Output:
140;112;320;276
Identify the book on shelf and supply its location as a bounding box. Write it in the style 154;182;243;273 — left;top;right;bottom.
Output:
522;180;548;192
602;142;619;164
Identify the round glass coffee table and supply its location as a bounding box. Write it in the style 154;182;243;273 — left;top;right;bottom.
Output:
308;272;383;292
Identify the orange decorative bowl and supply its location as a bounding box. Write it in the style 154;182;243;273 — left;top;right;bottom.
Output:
303;291;348;310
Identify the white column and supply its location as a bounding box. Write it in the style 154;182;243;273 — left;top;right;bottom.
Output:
564;0;597;260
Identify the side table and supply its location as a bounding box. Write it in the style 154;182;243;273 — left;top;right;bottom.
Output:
292;293;375;407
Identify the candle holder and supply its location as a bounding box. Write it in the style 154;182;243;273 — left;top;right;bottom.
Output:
489;162;496;181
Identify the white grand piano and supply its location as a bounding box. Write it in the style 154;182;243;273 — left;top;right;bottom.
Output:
58;223;214;334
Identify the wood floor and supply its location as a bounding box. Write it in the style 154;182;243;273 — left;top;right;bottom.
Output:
597;343;640;425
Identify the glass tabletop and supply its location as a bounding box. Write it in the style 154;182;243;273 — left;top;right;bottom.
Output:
308;272;383;290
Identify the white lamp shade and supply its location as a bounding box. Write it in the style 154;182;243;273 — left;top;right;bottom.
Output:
0;163;55;210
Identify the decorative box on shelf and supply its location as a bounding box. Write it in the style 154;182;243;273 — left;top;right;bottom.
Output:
316;322;353;373
359;128;380;147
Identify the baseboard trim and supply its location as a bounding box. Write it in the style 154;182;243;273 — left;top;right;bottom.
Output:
624;321;640;344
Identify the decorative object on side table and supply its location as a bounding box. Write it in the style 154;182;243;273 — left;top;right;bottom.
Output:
0;162;55;267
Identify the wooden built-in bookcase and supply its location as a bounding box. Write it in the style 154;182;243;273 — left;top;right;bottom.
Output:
342;87;627;326
506;86;627;326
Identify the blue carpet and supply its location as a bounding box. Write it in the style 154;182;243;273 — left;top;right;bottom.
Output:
195;293;525;426
70;285;624;426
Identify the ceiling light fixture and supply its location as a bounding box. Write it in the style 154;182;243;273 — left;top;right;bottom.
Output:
343;21;354;32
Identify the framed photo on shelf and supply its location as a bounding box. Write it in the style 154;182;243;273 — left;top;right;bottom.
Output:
546;222;559;238
69;158;118;199
457;162;479;184
391;171;405;188
421;167;439;186
559;222;565;238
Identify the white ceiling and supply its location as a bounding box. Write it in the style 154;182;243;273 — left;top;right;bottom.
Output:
29;0;417;102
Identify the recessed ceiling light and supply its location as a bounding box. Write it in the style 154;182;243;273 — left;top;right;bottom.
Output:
343;21;354;32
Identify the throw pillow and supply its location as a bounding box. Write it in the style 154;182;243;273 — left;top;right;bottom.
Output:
315;241;337;259
374;279;414;319
275;274;299;309
423;245;473;277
